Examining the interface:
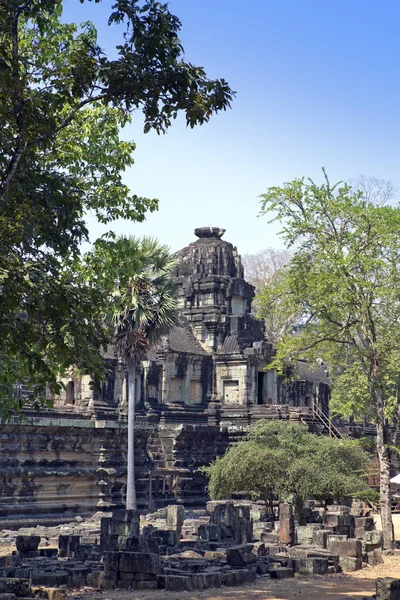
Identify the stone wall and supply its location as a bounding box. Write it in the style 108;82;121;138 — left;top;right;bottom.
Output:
0;418;127;526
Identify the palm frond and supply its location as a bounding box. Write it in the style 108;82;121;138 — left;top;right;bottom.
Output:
109;236;179;360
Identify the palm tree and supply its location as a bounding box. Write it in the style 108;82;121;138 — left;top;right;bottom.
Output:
110;236;178;510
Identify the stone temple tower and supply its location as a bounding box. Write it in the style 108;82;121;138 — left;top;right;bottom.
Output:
172;227;264;352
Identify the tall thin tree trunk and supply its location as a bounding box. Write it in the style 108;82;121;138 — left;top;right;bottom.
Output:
375;387;394;550
126;357;137;510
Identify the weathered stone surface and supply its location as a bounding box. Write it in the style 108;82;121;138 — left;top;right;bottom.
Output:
191;572;223;590
261;532;279;544
312;529;328;548
15;537;40;554
58;535;80;558
338;556;362;572
366;549;384;566
251;542;266;557
210;504;252;544
136;581;157;590
364;530;383;548
328;539;362;558
226;545;257;567
164;575;193;592
0;580;31;599
279;503;295;546
198;524;222;542
223;569;256;586
166;506;185;540
118;552;160;575
296;524;320;545
30;572;68;588
104;551;119;575
376;578;400;600
269;567;294;579
293;558;329;575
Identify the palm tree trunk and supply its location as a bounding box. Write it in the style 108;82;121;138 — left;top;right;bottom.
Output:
126;356;137;510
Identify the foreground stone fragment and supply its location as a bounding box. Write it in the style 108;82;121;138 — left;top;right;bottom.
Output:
376;578;400;600
0;579;32;597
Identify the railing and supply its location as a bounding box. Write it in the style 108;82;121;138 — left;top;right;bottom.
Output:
299;398;349;439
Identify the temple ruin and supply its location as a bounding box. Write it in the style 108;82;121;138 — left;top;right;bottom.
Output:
0;227;334;525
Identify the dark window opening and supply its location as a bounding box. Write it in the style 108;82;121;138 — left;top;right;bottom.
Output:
66;381;75;405
257;372;264;405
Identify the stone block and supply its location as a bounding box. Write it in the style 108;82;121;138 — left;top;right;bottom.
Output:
0;594;16;600
210;503;252;544
68;567;89;589
198;524;222;542
338;556;362;572
256;561;268;575
149;529;177;547
136;581;157;590
58;536;80;558
355;517;375;532
313;530;328;548
233;506;253;544
164;575;193;592
376;578;400;600
364;530;383;548
166;505;185;539
0;581;32;598
191;572;223;590
107;511;139;538
296;524;320;545
30;572;68;587
226;545;257;567
104;552;119;576
326;534;348;550
251;542;266;557
328;539;362;558
295;558;329;575
86;571;105;589
118;552;160;575
261;532;279;544
16;537;40;554
269;567;294;579
366;549;384;566
223;569;256;586
279;503;295;546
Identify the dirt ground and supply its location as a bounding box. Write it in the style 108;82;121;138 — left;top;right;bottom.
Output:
71;555;400;600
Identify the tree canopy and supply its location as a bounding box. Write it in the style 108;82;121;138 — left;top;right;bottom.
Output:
257;170;400;548
0;0;233;415
203;420;373;509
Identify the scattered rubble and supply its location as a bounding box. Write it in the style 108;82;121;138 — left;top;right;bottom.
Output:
0;499;386;595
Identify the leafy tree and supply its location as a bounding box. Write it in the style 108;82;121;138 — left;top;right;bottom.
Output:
100;236;178;510
0;0;233;414
258;171;400;548
203;420;373;514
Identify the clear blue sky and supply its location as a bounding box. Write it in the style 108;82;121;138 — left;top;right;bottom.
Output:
62;0;400;255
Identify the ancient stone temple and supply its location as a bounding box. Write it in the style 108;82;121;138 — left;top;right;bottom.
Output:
0;227;332;524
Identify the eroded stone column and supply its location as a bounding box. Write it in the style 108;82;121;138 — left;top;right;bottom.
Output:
279;502;295;545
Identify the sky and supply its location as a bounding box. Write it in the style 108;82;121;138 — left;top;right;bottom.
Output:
62;0;400;256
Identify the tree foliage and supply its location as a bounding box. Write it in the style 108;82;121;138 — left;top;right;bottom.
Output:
203;421;373;508
0;0;233;415
258;170;400;548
